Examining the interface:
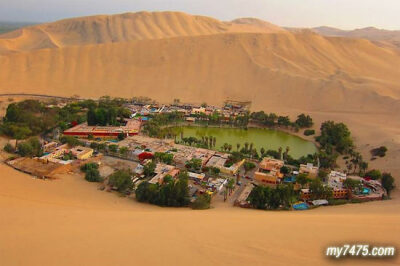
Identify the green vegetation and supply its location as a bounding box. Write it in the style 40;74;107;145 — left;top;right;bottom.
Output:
371;146;388;158
309;178;333;200
304;129;315;136
248;184;297;210
316;121;353;154
60;135;82;147
80;163;102;183
365;169;382;180
191;194;211;210
135;172;190;207
17;137;42;157
154;152;174;165
250;112;313;130
381;173;395;197
3;143;14;153
1;100;87;139
295;114;314;128
185;158;202;172
243;161;256;172
108;144;118;153
296;173;309;188
343;178;362;190
328;199;348;206
143;161;156;177
141;112;185;138
108;169;133;193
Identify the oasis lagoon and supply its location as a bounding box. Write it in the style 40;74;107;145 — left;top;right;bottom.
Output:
172;126;317;159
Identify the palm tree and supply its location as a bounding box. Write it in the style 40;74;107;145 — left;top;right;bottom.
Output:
278;147;283;160
260;147;265;157
244;142;249;153
213;137;216;147
236;143;241;151
228;144;232;152
249;143;254;152
205;136;209;147
284;146;290;160
359;161;368;175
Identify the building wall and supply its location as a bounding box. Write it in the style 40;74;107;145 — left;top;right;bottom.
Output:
254;172;279;185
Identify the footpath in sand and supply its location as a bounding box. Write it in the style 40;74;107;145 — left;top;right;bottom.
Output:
0;161;399;266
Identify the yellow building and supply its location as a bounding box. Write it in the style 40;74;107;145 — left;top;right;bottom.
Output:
70;146;94;160
299;163;319;179
254;169;283;185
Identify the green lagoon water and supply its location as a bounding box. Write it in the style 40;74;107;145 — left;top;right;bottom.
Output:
173;126;317;159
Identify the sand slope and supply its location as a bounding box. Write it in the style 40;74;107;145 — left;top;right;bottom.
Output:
1;11;400;115
1;31;400;114
312;26;400;49
0;162;399;266
0;12;284;53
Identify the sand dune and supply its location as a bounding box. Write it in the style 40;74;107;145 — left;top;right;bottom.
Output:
0;12;284;53
0;162;399;266
0;11;400;265
1;31;400;114
311;26;400;49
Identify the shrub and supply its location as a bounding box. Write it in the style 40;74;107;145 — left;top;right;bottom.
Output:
108;144;118;153
304;129;315;136
296;114;314;128
135;172;190;207
108;169;133;193
80;162;99;172
381;173;395;196
365;169;382;180
85;168;102;182
3;143;14;153
371;146;388;157
60;135;81;147
191;194;211;210
17;137;42;157
243;161;256;172
328;199;348;205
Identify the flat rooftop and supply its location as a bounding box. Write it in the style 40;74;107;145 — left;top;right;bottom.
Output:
64;119;141;135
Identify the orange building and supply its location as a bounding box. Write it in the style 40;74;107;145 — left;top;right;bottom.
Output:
254;157;284;185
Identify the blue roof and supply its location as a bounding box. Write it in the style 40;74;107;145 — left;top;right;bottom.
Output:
293;203;309;210
284;176;296;183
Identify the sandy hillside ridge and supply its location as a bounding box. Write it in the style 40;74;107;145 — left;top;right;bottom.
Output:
311;26;400;48
0;12;400;114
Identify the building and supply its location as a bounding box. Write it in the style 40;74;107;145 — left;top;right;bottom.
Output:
259;157;284;171
188;172;205;182
328;171;347;190
70;146;94;160
299;163;319;179
43;141;58;153
148;164;179;185
38;144;93;164
234;183;254;208
63;119;141;138
220;159;245;176
254;157;284;185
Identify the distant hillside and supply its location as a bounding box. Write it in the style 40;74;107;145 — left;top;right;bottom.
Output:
0;22;35;34
0;11;399;116
0;12;284;53
311;26;400;48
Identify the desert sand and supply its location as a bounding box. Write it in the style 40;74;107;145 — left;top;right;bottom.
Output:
0;11;399;265
311;26;400;49
0;162;399;266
